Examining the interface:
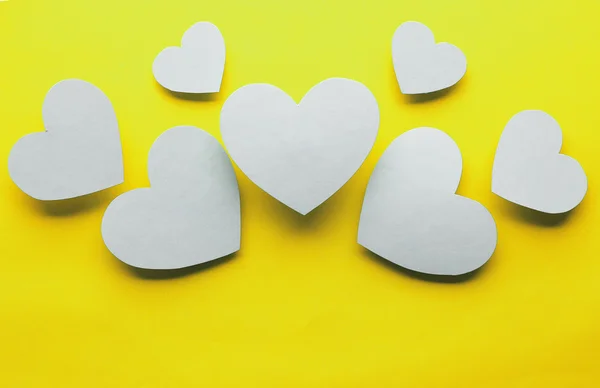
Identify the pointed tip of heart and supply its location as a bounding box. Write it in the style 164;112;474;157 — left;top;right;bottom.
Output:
275;199;317;216
297;208;313;216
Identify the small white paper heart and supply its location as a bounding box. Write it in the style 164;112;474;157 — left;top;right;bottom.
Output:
492;110;587;214
152;22;225;94
101;126;240;270
8;79;123;200
358;127;497;276
392;21;467;95
220;78;380;215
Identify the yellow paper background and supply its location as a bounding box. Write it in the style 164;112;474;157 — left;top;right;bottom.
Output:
1;0;600;386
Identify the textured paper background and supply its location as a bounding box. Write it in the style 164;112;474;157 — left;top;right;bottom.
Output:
1;1;600;387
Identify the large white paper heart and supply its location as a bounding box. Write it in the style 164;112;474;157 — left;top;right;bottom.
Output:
101;126;240;270
8;79;123;200
153;22;225;93
358;127;497;276
220;78;379;215
492;110;587;214
392;21;467;95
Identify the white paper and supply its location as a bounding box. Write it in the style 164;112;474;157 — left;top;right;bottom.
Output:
8;79;123;200
392;21;467;95
358;127;497;276
153;22;225;94
492;110;587;214
101;126;240;270
220;78;379;215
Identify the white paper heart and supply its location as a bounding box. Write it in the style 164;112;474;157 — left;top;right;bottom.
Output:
492;110;587;214
220;78;379;215
358;127;497;276
8;79;123;200
101;126;240;270
152;22;225;94
392;21;467;95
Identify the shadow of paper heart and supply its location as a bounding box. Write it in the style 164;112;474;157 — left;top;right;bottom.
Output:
404;85;457;104
264;197;334;231
257;181;349;234
165;89;218;102
18;187;119;217
113;251;238;280
390;63;466;104
362;248;485;284
493;196;582;227
154;67;229;102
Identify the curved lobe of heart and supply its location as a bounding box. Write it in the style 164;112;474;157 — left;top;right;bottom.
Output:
376;127;462;193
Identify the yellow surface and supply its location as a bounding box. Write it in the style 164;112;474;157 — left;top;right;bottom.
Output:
1;1;600;386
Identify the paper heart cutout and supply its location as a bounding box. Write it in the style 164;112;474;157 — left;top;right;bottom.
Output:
492;110;587;214
220;78;379;215
392;21;467;95
358;127;497;276
8;79;123;200
101;126;240;270
152;22;225;93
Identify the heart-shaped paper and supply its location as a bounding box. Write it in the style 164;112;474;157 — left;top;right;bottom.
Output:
358;127;497;276
152;22;225;94
492;110;587;214
8;79;123;200
220;78;380;215
101;126;240;270
392;21;467;95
